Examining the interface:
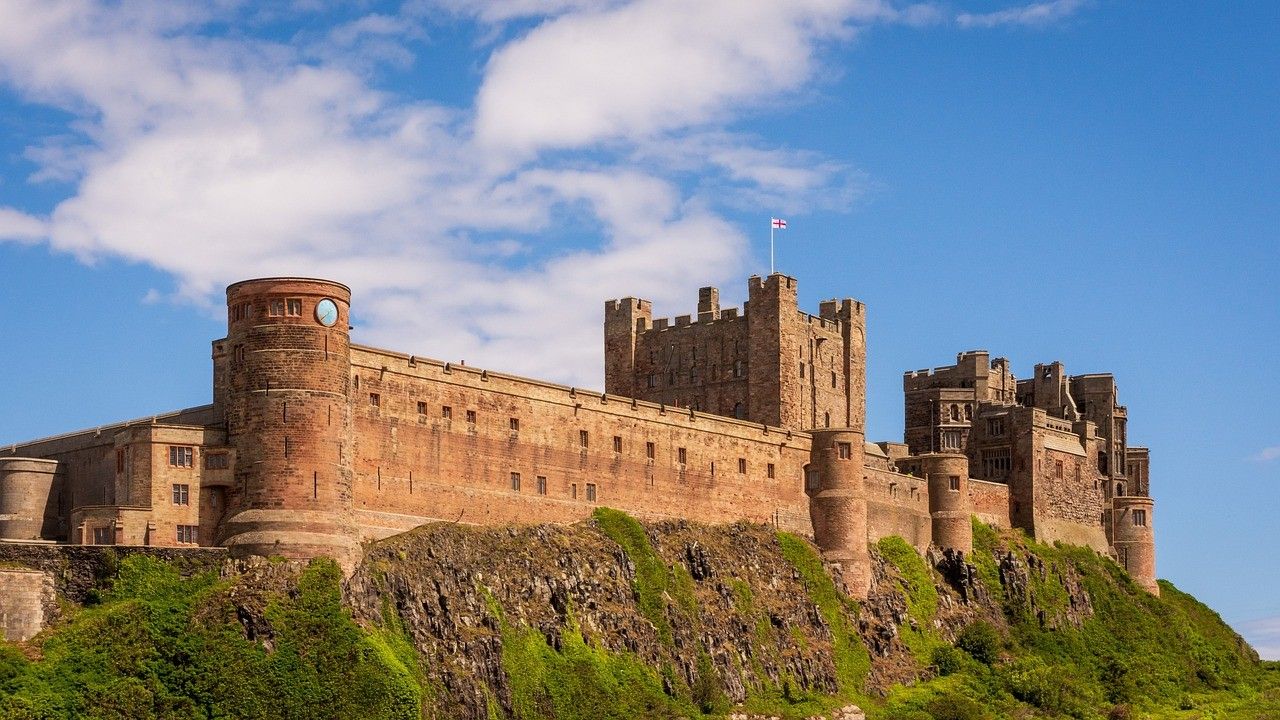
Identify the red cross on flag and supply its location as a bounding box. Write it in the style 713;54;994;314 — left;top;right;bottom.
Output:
771;218;787;229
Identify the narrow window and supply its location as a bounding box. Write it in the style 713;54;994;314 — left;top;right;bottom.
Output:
466;410;477;425
172;484;190;505
586;483;597;502
369;393;380;408
234;345;245;363
571;483;578;499
733;360;743;378
837;442;851;460
948;475;961;491
831;371;837;388
442;405;452;420
417;401;428;415
1055;460;1064;479
510;472;521;492
738;458;746;474
286;298;302;316
1133;509;1147;527
824;411;831;428
92;527;113;545
733;402;744;419
710;461;716;476
536;476;547;495
800;364;805;379
116;448;125;473
169;446;194;468
646;441;655;459
677;447;687;465
612;435;623;453
579;430;589;448
282;401;289;423
646;373;657;388
510;417;520;432
269;299;285;316
767;463;776;479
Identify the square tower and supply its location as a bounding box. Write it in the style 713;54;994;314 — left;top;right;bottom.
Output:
603;274;865;432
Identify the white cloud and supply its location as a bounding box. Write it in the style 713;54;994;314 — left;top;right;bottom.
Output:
956;0;1087;29
0;0;1009;388
1242;616;1280;661
1253;446;1280;462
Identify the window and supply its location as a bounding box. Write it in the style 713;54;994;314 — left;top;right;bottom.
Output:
116;448;125;473
1055;460;1064;479
981;448;1012;479
1097;451;1109;474
92;527;113;545
831;371;837;388
536;476;547;495
799;364;805;379
767;463;776;479
941;429;962;450
206;452;228;470
417;401;428;416
176;525;198;544
571;483;578;500
948;475;961;492
586;483;597;502
738;458;747;474
579;430;590;448
1133;509;1147;527
466;410;477;425
964;404;973;420
824;412;831;428
612;435;623;453
646;441;655;460
805;468;819;491
647;374;656;388
442;405;452;420
690;367;698;384
172;484;190;505
286;298;302;316
510;472;521;492
510;417;520;432
677;447;687;465
668;370;676;386
369;393;380;408
837;442;851;460
733;402;745;419
234;345;245;363
987;418;1005;436
169;446;193;468
268;299;285;316
733;360;744;378
950;404;961;422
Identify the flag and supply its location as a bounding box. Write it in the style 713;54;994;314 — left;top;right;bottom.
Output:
771;218;787;229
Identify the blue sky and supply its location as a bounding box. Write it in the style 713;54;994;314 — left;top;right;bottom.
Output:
0;1;1276;657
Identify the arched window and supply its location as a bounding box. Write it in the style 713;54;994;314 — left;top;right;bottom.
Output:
964;404;972;420
950;404;961;422
1115;482;1125;497
733;402;745;419
824;412;831;428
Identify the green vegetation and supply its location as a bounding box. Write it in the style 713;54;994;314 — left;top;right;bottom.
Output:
0;556;421;719
873;520;1278;720
877;536;944;662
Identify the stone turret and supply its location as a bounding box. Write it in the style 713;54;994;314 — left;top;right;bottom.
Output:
920;453;973;555
807;428;870;598
1112;495;1158;595
217;278;360;569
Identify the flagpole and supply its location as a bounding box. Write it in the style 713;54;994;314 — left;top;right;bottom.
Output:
770;224;775;275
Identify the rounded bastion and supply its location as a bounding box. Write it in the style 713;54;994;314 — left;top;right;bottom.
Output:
0;457;61;541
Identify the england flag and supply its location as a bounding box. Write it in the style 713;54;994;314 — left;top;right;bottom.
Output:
771;218;787;229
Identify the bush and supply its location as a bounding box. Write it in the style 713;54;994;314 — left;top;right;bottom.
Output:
956;621;1001;666
932;645;965;677
923;690;986;720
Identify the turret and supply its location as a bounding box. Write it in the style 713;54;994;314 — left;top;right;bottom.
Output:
920;453;973;555
1112;495;1158;594
0;458;62;541
603;297;652;399
807;428;870;598
217;278;360;569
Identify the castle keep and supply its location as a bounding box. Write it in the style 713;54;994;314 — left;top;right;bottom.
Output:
0;274;1158;595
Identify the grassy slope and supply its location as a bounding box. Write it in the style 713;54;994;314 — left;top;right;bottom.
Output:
0;514;1273;720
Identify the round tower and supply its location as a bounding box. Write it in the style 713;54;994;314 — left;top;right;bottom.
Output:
807;428;870;598
1111;496;1158;595
217;278;360;568
920;453;973;555
0;458;62;541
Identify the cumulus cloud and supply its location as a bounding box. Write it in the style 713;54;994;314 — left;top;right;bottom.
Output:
956;0;1088;29
0;0;1068;387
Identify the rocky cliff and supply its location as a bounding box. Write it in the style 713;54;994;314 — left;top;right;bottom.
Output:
0;513;1273;720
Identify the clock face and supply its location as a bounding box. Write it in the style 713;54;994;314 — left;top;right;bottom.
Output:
315;298;339;327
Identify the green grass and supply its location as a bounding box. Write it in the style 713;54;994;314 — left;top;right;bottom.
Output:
876;536;943;663
0;555;422;719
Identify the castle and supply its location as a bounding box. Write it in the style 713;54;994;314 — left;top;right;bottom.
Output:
0;274;1157;596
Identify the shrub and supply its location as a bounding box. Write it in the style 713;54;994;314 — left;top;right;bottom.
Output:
932;645;965;677
956;621;1001;666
